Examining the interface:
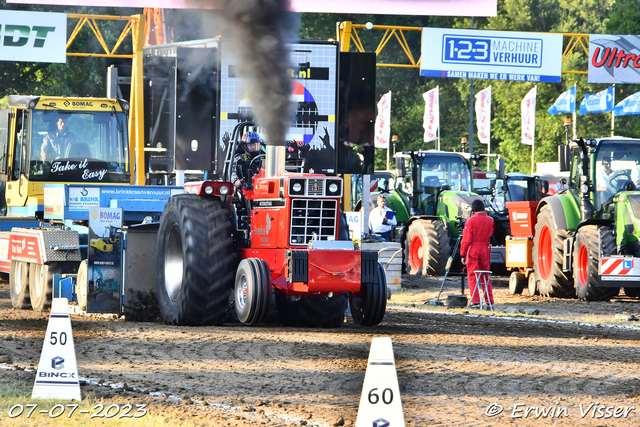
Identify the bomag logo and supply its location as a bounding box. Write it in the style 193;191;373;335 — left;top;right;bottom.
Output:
72;101;93;107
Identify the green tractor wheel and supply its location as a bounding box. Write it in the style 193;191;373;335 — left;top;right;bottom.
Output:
404;219;450;277
573;225;620;301
533;205;574;298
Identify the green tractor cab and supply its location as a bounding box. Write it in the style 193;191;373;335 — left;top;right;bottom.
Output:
534;136;640;301
391;150;491;276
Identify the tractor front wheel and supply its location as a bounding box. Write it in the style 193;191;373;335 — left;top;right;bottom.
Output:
156;195;234;326
349;262;387;326
234;258;272;325
573;225;620;301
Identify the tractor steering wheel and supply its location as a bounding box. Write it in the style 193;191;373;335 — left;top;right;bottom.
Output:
249;153;265;174
607;171;635;192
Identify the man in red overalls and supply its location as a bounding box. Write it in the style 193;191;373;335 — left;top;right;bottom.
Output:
460;199;495;305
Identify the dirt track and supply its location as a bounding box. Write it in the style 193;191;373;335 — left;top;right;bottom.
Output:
2;275;640;426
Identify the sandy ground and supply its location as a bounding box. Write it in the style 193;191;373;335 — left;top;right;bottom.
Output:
2;274;640;426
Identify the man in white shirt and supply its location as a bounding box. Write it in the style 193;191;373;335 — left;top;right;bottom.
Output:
369;195;397;241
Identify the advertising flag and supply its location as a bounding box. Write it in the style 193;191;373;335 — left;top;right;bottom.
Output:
521;86;537;146
579;86;615;115
475;86;491;145
548;85;576;115
374;91;392;149
423;87;439;142
614;91;640;116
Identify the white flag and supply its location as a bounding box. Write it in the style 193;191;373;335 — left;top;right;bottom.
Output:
374;91;392;149
521;86;537;146
423;87;439;142
475;86;491;145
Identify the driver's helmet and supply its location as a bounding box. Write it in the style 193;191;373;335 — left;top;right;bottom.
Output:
242;131;263;156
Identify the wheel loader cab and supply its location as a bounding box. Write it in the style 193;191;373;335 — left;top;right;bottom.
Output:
0;96;131;214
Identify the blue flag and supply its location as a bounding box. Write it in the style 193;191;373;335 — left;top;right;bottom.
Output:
579;86;614;115
614;91;640;116
548;85;576;115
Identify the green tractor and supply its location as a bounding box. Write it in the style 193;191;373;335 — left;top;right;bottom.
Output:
534;134;640;301
389;150;492;276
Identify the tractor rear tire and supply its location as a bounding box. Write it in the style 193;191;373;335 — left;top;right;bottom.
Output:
29;262;70;312
573;225;620;301
349;262;387;326
508;271;525;295
10;261;30;309
624;287;640;298
276;293;346;328
234;258;272;325
404;219;450;276
156;195;234;326
76;260;88;311
528;273;539;296
533;206;574;298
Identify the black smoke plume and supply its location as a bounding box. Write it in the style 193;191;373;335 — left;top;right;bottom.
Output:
219;0;298;147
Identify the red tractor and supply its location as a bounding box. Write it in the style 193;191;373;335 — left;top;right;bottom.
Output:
154;122;387;327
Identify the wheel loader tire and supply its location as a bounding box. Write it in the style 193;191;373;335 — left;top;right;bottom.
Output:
10;261;30;309
276;293;346;328
76;260;88;311
573;225;620;301
29;262;70;312
624;287;640;298
349;262;387;326
234;258;272;325
508;271;525;295
533;206;574;298
404;219;450;276
528;272;539;296
156;195;234;326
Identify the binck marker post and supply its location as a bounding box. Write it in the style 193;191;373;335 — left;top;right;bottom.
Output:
355;337;405;427
32;298;81;401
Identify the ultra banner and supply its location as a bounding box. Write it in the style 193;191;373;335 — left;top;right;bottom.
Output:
0;10;66;63
589;34;640;84
421;28;563;83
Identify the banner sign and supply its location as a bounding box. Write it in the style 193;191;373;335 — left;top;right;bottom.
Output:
0;10;66;63
7;0;498;16
374;91;391;149
421;28;563;83
475;86;491;145
423;87;439;143
521;86;537;146
589;35;640;84
548;85;576;115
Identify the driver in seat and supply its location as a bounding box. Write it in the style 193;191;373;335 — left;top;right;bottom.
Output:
41;115;76;162
232;131;264;190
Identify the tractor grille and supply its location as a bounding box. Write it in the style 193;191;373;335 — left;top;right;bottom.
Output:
307;179;324;196
289;199;337;245
628;195;640;219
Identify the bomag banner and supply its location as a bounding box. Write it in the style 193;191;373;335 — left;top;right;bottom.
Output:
589;34;640;84
0;10;66;63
